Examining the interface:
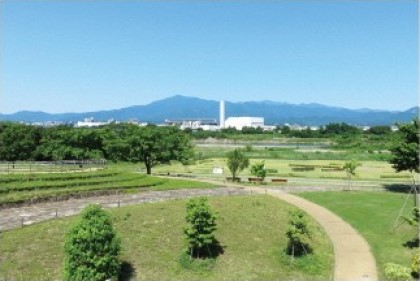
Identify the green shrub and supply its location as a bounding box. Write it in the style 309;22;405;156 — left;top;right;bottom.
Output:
286;210;313;256
384;263;412;281
250;161;267;180
412;253;419;276
183;197;218;259
63;205;121;281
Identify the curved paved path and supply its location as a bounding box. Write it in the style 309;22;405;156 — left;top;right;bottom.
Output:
191;179;378;281
259;188;377;281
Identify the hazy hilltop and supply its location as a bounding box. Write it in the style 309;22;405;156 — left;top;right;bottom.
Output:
0;95;418;125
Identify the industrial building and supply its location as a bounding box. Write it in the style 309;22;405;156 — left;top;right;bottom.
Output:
224;117;265;130
166;100;274;131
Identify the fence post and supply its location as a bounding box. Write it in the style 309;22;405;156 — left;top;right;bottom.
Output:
21;217;24;227
55;209;58;218
118;200;120;208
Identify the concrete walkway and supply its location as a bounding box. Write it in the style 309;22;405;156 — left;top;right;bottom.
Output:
260;188;377;281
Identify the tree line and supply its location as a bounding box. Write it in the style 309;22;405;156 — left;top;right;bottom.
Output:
185;123;396;139
0;122;193;174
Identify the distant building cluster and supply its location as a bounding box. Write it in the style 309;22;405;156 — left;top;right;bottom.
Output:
169;100;276;131
15;100;400;132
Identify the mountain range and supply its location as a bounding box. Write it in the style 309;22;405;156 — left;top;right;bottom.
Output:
0;95;418;126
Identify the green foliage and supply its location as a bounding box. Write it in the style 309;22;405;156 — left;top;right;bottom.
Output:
343;159;360;190
286;210;313;256
183;197;217;259
226;148;249;179
244;144;254;152
412;253;419;276
63;205;121;281
128;126;193;174
390;119;419;173
368;125;392;135
343;159;360;176
250;161;267;180
0;122;41;161
384;263;412;281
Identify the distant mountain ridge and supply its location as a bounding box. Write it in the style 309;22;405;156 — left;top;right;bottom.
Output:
0;95;418;126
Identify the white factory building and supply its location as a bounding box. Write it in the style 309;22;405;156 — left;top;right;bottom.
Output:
172;100;274;131
224;117;265;130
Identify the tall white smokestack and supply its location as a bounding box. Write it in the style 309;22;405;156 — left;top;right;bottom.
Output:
220;100;225;129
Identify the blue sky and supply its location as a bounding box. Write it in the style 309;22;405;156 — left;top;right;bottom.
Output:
1;1;418;113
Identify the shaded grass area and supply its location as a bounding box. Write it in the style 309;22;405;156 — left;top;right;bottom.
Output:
298;191;418;279
0;195;333;281
0;170;215;205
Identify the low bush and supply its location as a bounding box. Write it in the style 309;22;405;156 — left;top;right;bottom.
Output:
286;210;313;256
384;263;411;281
412;253;419;277
63;205;121;281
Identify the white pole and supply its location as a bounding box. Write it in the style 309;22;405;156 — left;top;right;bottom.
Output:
220;100;225;129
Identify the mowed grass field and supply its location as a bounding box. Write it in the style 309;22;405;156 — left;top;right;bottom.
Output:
0;195;333;281
153;158;412;182
0;169;215;205
298;191;418;279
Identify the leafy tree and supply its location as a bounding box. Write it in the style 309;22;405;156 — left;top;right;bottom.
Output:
320;122;361;136
368;125;392;135
286;210;313;256
250;161;266;180
390;119;419;173
183;197;217;259
36;126;104;161
343;159;360;190
226;148;249;180
129;126;193;174
0;122;42;161
280;125;291;135
64;205;121;281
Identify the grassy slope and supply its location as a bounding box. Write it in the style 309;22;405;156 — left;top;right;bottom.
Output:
298;191;417;278
0;170;215;204
0;195;333;281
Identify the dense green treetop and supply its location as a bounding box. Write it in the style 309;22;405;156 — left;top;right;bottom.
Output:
390;119;419;173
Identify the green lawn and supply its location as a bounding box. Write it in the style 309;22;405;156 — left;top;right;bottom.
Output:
298;191;418;279
0;195;333;281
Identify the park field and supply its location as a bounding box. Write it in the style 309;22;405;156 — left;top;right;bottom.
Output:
298;191;418;279
153;158;412;183
0;195;333;281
